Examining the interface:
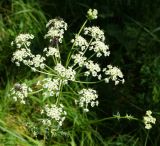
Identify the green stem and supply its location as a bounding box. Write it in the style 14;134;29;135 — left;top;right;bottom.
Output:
144;130;149;146
29;89;43;95
66;19;88;67
89;116;139;124
73;79;104;84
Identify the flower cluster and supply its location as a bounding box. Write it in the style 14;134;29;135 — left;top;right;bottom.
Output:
41;104;67;128
76;88;99;112
10;9;126;137
89;41;110;57
84;60;101;78
11;33;34;48
43;46;60;58
45;18;67;43
84;26;105;42
72;52;87;67
11;34;46;70
103;65;124;85
10;83;32;104
42;78;60;97
87;9;98;20
143;110;156;129
71;35;88;51
12;48;33;66
54;63;76;84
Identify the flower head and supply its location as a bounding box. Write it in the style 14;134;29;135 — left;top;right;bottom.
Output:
54;63;76;84
103;65;124;85
84;26;105;42
11;33;34;48
143;110;156;129
41;104;67;127
76;88;99;112
45;18;67;44
89;41;110;57
10;83;32;104
87;9;98;20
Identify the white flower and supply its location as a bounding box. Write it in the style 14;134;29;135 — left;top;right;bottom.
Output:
87;9;98;20
13;33;34;48
89;41;110;57
103;65;124;85
54;63;76;84
12;48;33;66
10;83;32;104
72;52;87;67
44;28;64;43
143;110;156;129
43;46;60;58
84;26;105;42
42;78;60;97
46;18;67;30
42;104;67;127
71;35;88;51
32;54;46;69
45;18;67;44
77;88;99;112
84;60;101;77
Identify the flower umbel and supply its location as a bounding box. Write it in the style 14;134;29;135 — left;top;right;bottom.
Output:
87;9;98;20
10;83;32;104
76;88;99;112
143;110;156;129
41;104;67;128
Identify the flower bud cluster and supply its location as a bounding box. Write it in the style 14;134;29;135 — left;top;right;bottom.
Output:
143;110;156;129
45;18;67;43
41;104;67;127
76;88;99;112
10;83;32;104
87;9;98;20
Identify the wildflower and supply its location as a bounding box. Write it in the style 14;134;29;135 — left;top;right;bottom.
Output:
76;88;99;112
41;104;67;127
71;35;88;51
42;78;60;97
46;18;67;30
143;110;156;129
103;65;124;85
84;26;105;42
45;18;67;43
43;46;60;58
31;54;46;69
87;9;98;20
12;48;33;66
54;63;76;84
12;33;34;48
84;60;101;77
72;52;87;67
10;83;32;104
89;40;110;57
